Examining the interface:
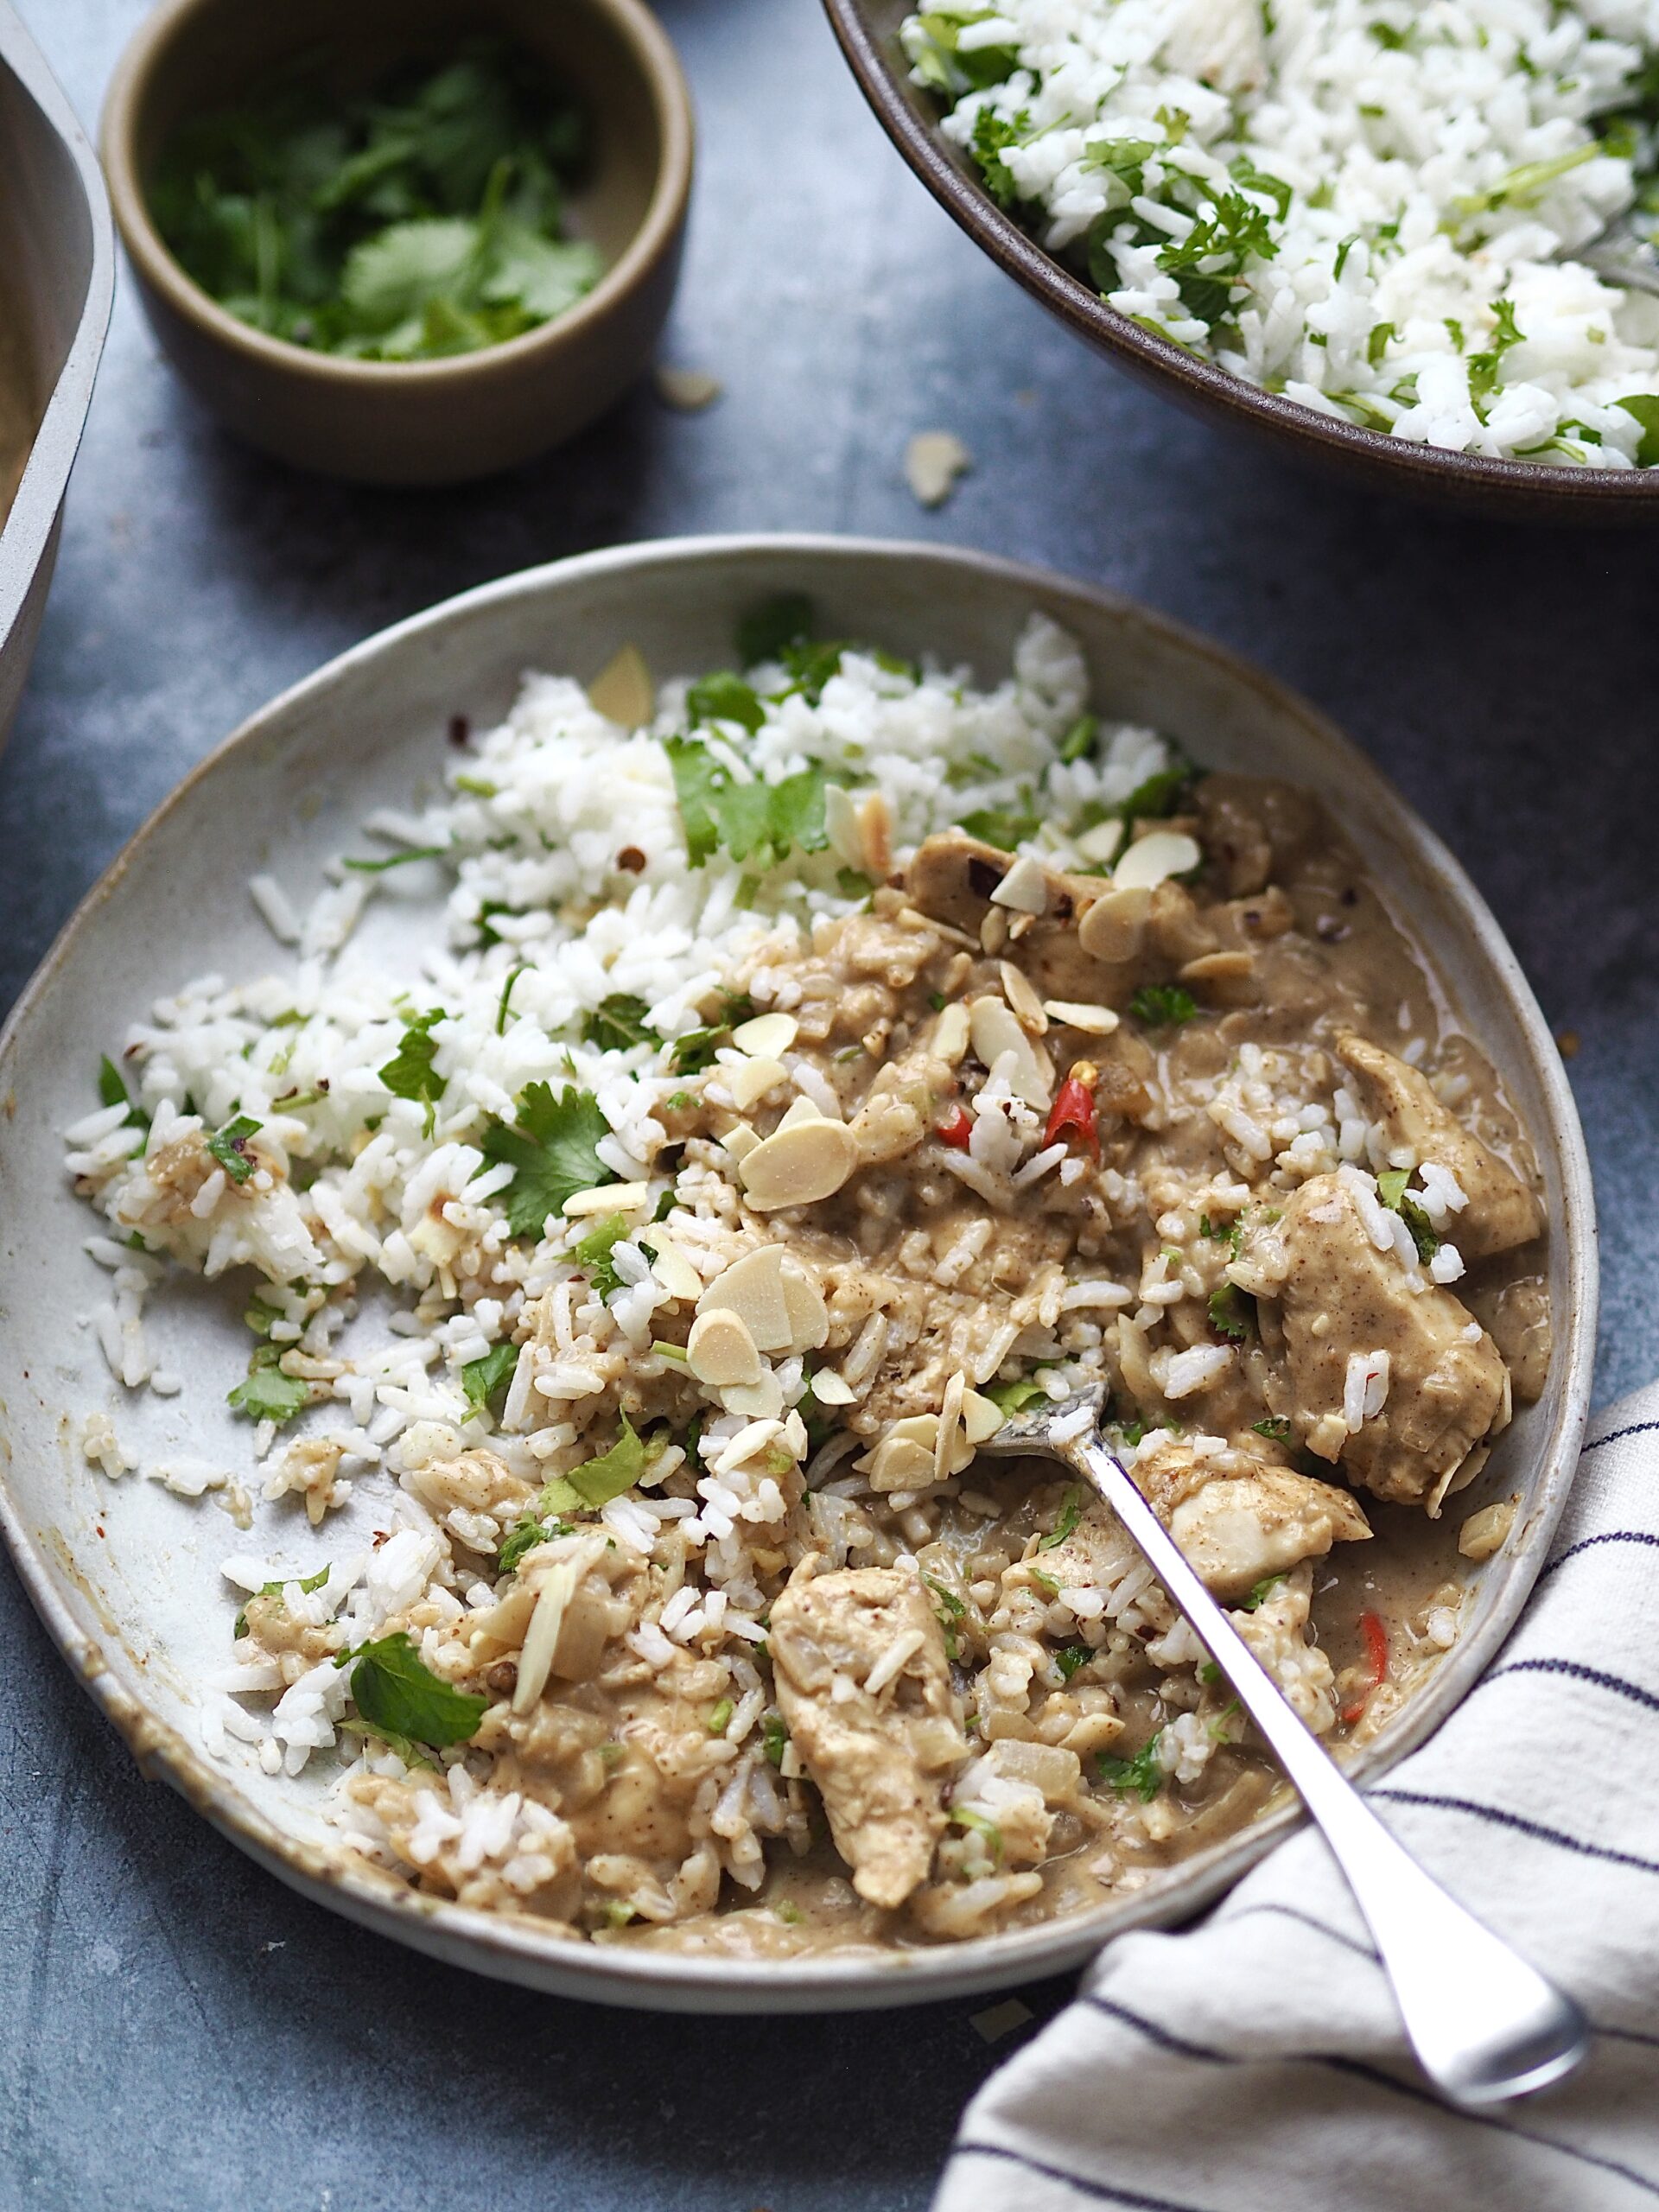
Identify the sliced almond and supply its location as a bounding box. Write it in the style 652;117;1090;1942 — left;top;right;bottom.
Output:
979;907;1008;955
934;1370;967;1485
732;1011;799;1058
779;1255;830;1352
721;1369;786;1421
699;1246;792;1350
779;1094;830;1130
999;961;1049;1035
728;1056;787;1113
810;1368;856;1406
823;785;864;868
931;1000;970;1065
857;791;893;879
588;644;653;729
1459;1497;1516;1562
722;1122;760;1165
686;1307;763;1387
512;1558;580;1712
563;1180;648;1218
1077;883;1150;963
1043;998;1121;1034
968;995;1054;1109
654;365;722;410
736;1117;860;1211
988;853;1049;914
640;1228;702;1303
860;1421;938;1492
960;1389;1007;1444
1075;817;1125;867
1114;829;1202;893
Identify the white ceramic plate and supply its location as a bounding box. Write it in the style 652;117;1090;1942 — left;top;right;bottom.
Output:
0;536;1597;2012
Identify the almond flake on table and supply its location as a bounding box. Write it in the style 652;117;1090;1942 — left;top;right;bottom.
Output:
904;429;971;508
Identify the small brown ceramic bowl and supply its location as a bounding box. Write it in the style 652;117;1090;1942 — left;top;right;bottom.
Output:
825;0;1659;522
102;0;694;486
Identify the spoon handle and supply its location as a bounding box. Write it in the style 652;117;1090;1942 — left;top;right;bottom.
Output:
1070;1433;1588;2107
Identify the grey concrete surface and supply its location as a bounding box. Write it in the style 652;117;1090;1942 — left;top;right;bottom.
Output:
2;2;1656;2207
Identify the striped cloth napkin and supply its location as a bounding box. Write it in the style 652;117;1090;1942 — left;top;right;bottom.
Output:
937;1387;1659;2212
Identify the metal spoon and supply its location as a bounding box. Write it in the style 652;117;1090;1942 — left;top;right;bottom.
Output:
1573;210;1659;298
980;1387;1589;2107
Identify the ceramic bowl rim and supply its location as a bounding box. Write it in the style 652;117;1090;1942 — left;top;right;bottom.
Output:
0;533;1599;2010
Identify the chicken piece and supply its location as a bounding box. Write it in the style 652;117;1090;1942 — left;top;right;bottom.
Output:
849;1044;953;1166
1273;1173;1508;1510
1136;1440;1371;1601
768;1564;968;1910
1193;775;1318;899
1335;1034;1543;1259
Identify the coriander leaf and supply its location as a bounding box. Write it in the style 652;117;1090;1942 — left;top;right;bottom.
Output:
582;994;659;1053
1376;1167;1410;1209
664;736;829;871
1376;1168;1440;1261
1058;714;1097;764
99;1054;150;1133
987;1375;1047;1419
207;1115;263;1185
339;1718;435;1770
923;1571;967;1660
479;1081;614;1237
340;1630;486;1748
736;594;814;668
342;846;448;872
1618;395;1659;467
1128;983;1197;1027
481;222;601;319
565;1414;647;1509
762;1713;789;1768
972;105;1030;207
496;1509;573;1575
1207;1283;1256;1341
574;1211;631;1295
1253;1415;1294;1441
949;1805;1003;1859
777;636;849;704
707;1696;734;1736
1119;762;1191;827
836;867;875;900
1467;297;1522;412
462;1340;519;1414
340;213;479;327
1097;1732;1164;1801
379;1009;447;1110
687;671;766;734
1366;321;1395;365
1230;156;1292;219
1242;1574;1286;1611
227;1343;310;1425
233;1563;329;1638
1037;1484;1084;1553
957;804;1039;849
666;990;755;1075
1055;1642;1092;1681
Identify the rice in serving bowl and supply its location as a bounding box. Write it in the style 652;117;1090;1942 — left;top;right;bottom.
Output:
901;0;1659;468
63;595;1551;1954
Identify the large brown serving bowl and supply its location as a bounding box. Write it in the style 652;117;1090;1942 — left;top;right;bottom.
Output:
824;0;1659;521
101;0;693;486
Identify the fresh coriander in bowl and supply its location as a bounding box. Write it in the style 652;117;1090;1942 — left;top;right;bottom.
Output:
148;40;606;365
101;0;693;485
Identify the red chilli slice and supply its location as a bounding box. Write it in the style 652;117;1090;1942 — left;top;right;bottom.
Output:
1044;1065;1099;1158
1340;1610;1389;1726
937;1105;973;1150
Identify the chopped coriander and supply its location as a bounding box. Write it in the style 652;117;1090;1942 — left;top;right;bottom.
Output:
923;1573;967;1660
1617;395;1659;466
233;1563;328;1639
1097;1732;1164;1802
1128;983;1197;1027
496;1509;573;1575
1118;762;1191;830
774;1899;804;1926
342;845;447;873
1366;321;1395;365
1207;1283;1256;1341
1037;1484;1084;1553
574;1212;631;1296
1230;156;1292;219
1242;1574;1286;1611
1376;1168;1440;1261
478;1081;614;1236
453;773;498;798
1058;713;1098;764
707;1697;734;1737
564;1414;646;1509
1253;1415;1294;1441
582;994;659;1053
949;1805;1003;1859
1467;297;1522;414
206;1115;263;1185
335;1630;486;1748
98;1054;150;1133
928;991;948;1013
1055;1643;1092;1681
836;867;875;901
736;593;814;668
667;990;754;1075
687;671;765;734
971;105;1031;207
762;1713;789;1768
1377;1167;1410;1208
650;1338;690;1365
664;737;829;871
378;1009;447;1125
496;963;527;1035
957;803;1039;849
227;1343;310;1425
1198;1660;1221;1685
461;1340;519;1415
149;41;602;364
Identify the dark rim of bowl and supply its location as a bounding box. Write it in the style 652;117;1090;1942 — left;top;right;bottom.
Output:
99;0;694;387
823;0;1659;505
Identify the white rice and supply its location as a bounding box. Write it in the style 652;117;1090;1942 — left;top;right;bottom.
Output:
906;0;1659;465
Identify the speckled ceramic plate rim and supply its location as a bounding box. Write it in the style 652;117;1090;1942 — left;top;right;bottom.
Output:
0;534;1597;2012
